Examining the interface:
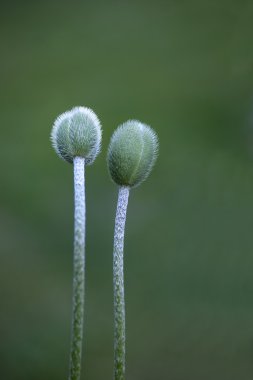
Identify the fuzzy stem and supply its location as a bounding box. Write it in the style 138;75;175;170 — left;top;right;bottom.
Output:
113;186;130;380
69;156;86;380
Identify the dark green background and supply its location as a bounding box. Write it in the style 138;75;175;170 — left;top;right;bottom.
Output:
1;1;253;379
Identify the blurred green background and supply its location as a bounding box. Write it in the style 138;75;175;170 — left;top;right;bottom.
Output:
1;0;253;379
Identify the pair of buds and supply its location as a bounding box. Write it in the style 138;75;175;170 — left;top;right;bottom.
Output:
51;106;158;380
51;106;158;187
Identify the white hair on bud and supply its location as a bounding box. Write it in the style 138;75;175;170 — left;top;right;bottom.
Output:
107;119;159;187
51;106;102;164
50;110;71;157
70;106;102;162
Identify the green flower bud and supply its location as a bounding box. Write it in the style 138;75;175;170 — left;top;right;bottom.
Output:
51;106;102;164
107;120;158;188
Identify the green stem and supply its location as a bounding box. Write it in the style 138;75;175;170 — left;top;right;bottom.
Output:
113;186;130;380
69;156;86;380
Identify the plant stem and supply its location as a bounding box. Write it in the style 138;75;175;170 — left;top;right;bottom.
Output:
113;186;130;380
69;156;86;380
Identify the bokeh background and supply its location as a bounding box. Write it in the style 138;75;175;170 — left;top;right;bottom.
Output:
1;0;253;379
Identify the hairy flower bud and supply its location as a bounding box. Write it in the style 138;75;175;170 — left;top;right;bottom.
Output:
51;106;102;164
108;120;158;187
